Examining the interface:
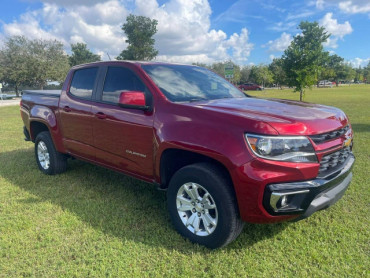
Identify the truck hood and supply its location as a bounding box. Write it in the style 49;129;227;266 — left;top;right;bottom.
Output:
184;97;348;135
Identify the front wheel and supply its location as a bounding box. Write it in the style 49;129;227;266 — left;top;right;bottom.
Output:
167;163;244;249
35;131;67;175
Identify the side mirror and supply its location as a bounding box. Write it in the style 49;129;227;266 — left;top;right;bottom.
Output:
118;91;150;111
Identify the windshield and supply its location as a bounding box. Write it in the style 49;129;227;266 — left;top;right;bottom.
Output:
142;64;246;102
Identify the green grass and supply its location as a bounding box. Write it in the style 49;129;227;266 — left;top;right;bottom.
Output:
0;85;369;277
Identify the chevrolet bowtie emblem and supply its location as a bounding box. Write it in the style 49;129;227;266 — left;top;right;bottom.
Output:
343;137;352;148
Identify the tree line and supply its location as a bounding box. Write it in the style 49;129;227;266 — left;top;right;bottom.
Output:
0;36;101;96
0;14;158;96
0;16;368;100
195;22;369;101
196;55;367;88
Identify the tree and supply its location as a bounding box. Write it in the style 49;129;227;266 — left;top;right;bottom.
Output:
319;54;344;86
240;66;251;84
363;61;370;84
28;38;70;89
325;61;354;84
354;66;364;82
249;65;273;88
192;62;208;68
117;14;158;60
341;63;355;83
0;36;69;94
0;36;30;96
210;62;224;77
282;21;330;101
319;67;335;82
69;43;101;66
269;58;286;89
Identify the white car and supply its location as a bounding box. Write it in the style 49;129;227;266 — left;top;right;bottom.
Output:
318;80;333;88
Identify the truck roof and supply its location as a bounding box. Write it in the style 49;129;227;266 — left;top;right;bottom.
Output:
71;60;193;70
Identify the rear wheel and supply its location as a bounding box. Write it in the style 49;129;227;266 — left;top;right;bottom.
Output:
35;131;67;175
167;163;244;249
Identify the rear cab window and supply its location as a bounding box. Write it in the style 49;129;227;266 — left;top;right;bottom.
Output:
69;67;98;99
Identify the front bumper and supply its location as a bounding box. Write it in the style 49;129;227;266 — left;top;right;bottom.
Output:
263;154;355;220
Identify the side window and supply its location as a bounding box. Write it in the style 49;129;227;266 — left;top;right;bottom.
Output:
102;67;146;104
69;67;98;99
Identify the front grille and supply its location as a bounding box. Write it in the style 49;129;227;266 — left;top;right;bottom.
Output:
310;125;349;144
318;147;351;178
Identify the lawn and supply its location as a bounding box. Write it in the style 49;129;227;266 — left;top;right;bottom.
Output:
0;85;369;277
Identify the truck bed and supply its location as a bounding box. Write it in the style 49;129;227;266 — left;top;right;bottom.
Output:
22;90;61;97
21;90;61;118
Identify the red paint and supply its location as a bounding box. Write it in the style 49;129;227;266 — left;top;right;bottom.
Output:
20;61;354;224
119;91;146;106
239;83;262;91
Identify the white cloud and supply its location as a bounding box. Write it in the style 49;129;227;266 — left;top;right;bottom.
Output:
135;0;253;64
319;12;353;48
316;0;325;9
270;21;298;32
3;12;63;42
286;11;315;21
2;1;128;59
320;13;353;38
269;54;275;61
37;0;109;6
309;0;370;14
339;1;370;14
350;57;370;68
225;28;253;63
263;32;293;52
1;0;254;64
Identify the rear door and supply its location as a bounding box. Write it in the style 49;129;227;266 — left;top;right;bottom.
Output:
91;65;155;180
59;66;99;161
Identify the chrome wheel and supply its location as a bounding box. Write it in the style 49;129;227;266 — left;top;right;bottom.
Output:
37;141;50;170
176;182;218;236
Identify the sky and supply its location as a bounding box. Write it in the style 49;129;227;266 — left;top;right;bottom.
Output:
0;0;369;67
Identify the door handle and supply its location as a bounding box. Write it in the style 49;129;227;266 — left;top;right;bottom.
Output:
95;112;107;119
64;106;72;112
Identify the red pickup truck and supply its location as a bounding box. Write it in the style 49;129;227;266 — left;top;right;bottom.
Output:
20;61;355;248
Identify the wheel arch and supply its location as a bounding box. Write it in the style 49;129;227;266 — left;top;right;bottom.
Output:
159;148;234;191
30;120;50;142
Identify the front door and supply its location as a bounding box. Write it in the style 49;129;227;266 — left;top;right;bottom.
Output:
91;66;154;180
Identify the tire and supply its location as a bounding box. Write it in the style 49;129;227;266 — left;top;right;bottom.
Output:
35;131;67;175
167;163;244;249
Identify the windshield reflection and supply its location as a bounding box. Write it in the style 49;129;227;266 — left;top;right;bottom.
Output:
142;64;246;102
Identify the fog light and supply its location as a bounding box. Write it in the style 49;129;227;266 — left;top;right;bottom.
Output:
269;190;309;212
281;195;288;207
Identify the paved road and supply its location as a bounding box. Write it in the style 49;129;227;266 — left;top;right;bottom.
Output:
0;99;20;107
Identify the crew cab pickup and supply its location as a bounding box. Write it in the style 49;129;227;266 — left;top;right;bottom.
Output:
20;61;355;248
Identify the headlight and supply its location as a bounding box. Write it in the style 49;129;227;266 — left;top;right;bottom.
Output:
245;134;317;163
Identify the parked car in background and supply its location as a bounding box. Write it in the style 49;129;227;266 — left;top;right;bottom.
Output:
238;83;262;91
0;93;15;100
318;80;333;88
